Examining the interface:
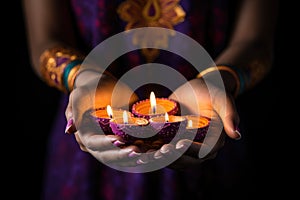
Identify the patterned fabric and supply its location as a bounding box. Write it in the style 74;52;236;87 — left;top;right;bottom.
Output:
42;1;246;200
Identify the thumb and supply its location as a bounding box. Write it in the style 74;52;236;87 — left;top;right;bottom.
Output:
65;92;77;134
217;95;241;140
223;114;241;140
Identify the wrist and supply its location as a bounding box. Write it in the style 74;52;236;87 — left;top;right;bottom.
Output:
74;69;104;89
196;65;246;97
39;46;85;93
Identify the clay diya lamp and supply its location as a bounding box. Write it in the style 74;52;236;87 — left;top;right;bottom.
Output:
131;91;179;120
184;115;210;142
149;113;187;144
91;105;132;134
109;110;156;145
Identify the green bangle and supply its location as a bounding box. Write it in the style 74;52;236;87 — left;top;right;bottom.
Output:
63;59;83;92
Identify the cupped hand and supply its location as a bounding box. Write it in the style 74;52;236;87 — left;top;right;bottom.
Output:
147;78;241;169
65;72;142;167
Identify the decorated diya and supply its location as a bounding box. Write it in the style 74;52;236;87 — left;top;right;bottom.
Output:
91;105;132;134
149;113;187;143
131;91;179;119
184;115;210;142
109;110;163;151
109;111;153;141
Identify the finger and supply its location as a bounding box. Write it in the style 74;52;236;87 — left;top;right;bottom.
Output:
64;92;77;134
160;143;176;155
88;146;141;166
65;118;77;134
215;94;241;140
175;139;201;157
74;132;88;152
65;91;74;120
223;113;241;140
136;150;157;164
78;131;122;151
175;138;220;159
152;143;182;162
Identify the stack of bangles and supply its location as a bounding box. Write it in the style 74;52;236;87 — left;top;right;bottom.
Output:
196;65;248;97
39;46;85;93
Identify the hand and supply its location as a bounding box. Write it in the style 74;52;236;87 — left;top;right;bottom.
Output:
164;78;240;169
65;71;142;167
169;78;241;139
126;78;240;170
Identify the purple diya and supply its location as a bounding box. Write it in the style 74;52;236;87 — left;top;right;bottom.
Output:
90;106;132;134
184;115;210;142
131;97;179;119
109;115;158;144
149;114;187;144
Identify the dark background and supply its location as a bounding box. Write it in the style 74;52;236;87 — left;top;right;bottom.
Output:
15;0;296;199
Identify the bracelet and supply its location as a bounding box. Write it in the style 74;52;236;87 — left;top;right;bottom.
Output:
39;46;85;93
63;59;82;92
196;65;245;97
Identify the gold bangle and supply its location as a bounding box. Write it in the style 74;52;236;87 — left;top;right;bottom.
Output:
196;65;240;97
39;46;85;93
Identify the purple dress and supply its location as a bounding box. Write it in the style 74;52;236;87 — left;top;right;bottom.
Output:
42;0;246;199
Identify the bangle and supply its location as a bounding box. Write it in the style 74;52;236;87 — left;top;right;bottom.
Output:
196;65;245;97
228;65;246;95
39;46;85;93
63;59;82;92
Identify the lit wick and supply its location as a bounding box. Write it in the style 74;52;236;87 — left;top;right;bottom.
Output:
165;113;169;122
123;110;129;124
187;119;193;128
150;91;157;114
106;105;113;119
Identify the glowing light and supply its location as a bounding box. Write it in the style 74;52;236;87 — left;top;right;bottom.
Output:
187;119;193;128
123;110;129;124
150;91;157;114
165;112;169;122
106;105;113;118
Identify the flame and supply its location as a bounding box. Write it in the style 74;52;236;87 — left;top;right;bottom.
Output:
187;119;193;128
106;105;113;118
150;91;157;114
123;110;129;124
165;112;169;122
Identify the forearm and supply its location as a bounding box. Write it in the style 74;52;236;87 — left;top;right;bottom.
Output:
22;0;80;79
199;0;279;97
215;39;274;92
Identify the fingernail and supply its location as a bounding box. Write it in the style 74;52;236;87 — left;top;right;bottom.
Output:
65;119;74;134
136;159;148;165
154;154;163;159
113;140;125;147
176;144;187;150
128;151;141;158
234;129;242;140
160;148;170;154
107;136;118;143
153;150;163;159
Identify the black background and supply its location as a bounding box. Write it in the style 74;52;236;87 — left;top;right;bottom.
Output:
15;0;297;199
